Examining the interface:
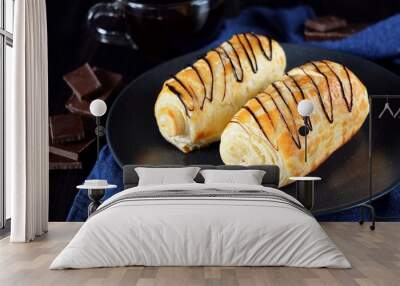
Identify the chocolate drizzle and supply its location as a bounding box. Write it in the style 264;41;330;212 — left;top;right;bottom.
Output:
250;32;272;61
164;33;274;115
281;80;299;104
271;83;292;113
280;76;313;131
256;92;300;149
237;34;258;73
165;83;193;117
242;106;278;150
299;66;334;124
343;66;354;109
212;48;226;101
254;96;274;129
172;75;195;100
321;60;353;112
284;74;305;100
190;64;207;102
284;61;355;126
270;83;301;148
309;62;334;122
232;61;356;151
220;40;244;82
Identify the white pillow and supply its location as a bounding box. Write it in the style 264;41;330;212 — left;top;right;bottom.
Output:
200;169;266;185
135;167;200;186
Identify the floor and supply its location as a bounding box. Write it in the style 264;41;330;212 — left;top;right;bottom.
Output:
0;223;399;286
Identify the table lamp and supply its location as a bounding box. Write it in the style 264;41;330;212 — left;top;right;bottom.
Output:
90;99;107;159
297;99;314;162
77;179;117;217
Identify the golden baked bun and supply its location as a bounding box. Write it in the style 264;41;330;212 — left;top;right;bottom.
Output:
154;33;286;153
220;60;369;187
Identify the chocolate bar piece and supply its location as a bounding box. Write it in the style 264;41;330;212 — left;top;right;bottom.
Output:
63;63;102;100
65;67;123;117
49;153;82;170
50;137;95;161
49;114;85;144
305;16;347;32
304;23;368;41
94;67;123;91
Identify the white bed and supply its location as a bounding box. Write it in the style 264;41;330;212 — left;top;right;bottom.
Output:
50;183;350;269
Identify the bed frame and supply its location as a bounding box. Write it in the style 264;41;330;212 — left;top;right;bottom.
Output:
123;165;280;189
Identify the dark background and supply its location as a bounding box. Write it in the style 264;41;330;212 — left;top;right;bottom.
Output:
47;0;400;221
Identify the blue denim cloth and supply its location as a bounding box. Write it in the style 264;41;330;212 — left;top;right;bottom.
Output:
67;6;400;221
66;146;123;221
209;6;400;60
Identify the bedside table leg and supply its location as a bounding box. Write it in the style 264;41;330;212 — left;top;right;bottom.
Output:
87;189;105;217
88;201;101;217
358;203;375;231
297;181;314;210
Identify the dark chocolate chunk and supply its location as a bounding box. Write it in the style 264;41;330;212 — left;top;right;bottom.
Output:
65;67;123;117
49;153;82;170
305;16;347;32
49;114;85;144
304;23;368;41
63;63;102;100
49;137;95;161
93;67;123;91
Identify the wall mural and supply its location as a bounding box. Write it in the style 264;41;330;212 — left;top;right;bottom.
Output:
106;35;400;218
45;2;400;222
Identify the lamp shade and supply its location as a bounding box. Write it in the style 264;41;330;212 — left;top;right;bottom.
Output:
297;99;314;117
90;99;107;117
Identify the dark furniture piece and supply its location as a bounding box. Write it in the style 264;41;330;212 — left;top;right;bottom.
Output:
122;165;280;189
359;96;375;230
358;95;400;230
87;189;106;216
290;177;322;210
77;180;117;216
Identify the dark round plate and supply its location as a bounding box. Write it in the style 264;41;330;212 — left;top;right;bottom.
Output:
107;43;400;214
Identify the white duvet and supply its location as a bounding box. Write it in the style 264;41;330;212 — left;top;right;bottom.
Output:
50;183;350;269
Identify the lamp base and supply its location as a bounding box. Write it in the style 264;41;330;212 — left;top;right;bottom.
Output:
87;188;105;217
298;126;310;136
95;125;105;137
295;180;315;210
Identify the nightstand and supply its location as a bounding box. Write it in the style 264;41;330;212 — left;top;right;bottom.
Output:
289;177;321;210
77;180;117;217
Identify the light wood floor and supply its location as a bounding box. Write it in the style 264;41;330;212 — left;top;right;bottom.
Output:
0;222;399;286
